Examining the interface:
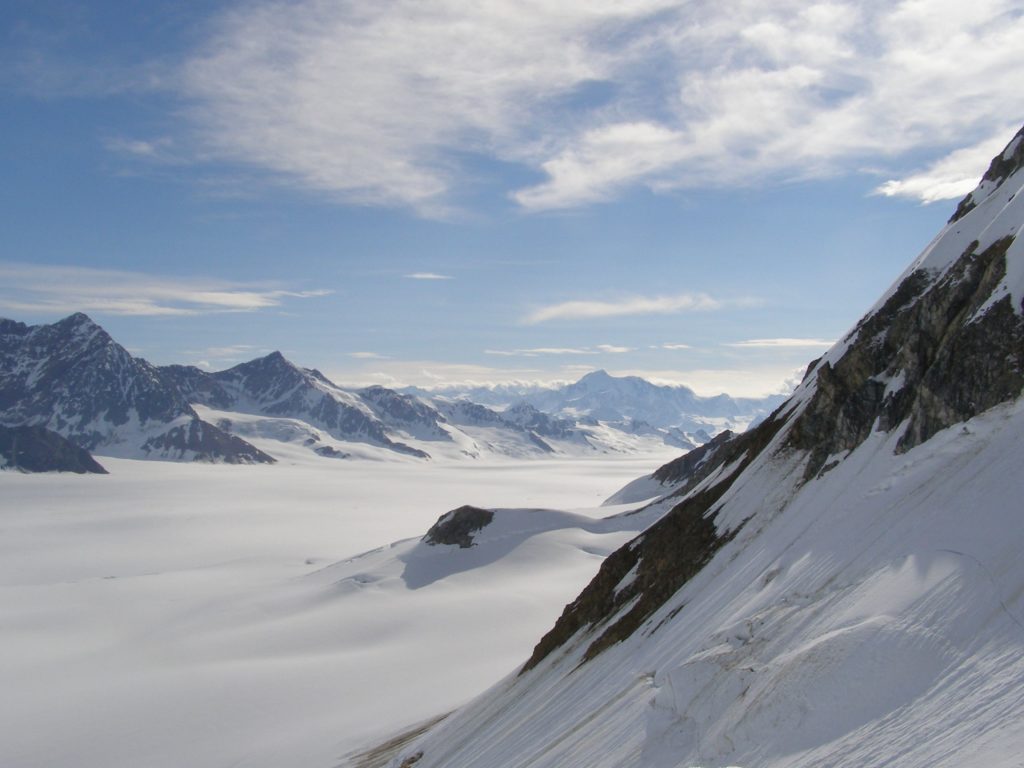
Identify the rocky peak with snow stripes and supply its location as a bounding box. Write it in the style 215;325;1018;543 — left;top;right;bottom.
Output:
0;312;273;464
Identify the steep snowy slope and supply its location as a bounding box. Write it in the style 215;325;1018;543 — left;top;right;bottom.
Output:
0;313;272;463
380;125;1024;768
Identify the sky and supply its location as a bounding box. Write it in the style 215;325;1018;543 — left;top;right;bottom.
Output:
2;1;1023;397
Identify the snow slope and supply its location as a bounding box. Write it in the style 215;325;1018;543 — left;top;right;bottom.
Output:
0;450;675;768
377;125;1024;768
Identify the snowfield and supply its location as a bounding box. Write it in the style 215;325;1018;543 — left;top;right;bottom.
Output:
0;447;677;768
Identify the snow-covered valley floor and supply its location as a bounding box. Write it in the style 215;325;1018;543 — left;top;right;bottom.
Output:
0;448;677;768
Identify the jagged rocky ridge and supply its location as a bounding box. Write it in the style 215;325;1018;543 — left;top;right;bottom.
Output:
0;313;273;464
164;355;430;458
3;311;757;465
383;125;1024;768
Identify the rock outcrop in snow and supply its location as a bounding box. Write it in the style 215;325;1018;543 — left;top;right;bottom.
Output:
423;506;496;549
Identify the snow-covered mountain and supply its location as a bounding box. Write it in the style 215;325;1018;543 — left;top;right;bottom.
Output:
163;355;431;458
0;313;273;463
374;125;1024;768
2;312;731;464
408;369;784;437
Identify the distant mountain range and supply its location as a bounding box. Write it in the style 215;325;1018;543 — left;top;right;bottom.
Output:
0;313;784;469
408;369;785;435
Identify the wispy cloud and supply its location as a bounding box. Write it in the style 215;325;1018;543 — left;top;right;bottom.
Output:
403;272;452;281
0;262;331;317
174;1;1024;214
525;292;722;324
485;344;632;357
727;338;835;349
349;351;389;360
873;127;1017;203
105;136;178;163
659;343;692;350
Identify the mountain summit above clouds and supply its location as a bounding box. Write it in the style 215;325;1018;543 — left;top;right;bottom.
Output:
376;125;1024;768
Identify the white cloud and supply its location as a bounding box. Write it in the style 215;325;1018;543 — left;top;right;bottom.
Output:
328;360;552;390
525;292;722;324
105;136;176;161
610;366;806;398
727;337;835;348
660;343;692;350
0;262;331;317
333;360;801;397
349;351;389;359
403;273;453;281
175;0;1024;214
485;344;632;357
873;127;1017;203
182;1;673;214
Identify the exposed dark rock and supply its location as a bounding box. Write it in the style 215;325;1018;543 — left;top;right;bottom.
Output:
161;364;235;409
0;424;107;473
314;445;348;459
523;413;787;672
651;429;735;489
503;402;580;441
0;313;193;447
423;505;495;548
141;418;275;464
788;235;1023;478
358;386;451;441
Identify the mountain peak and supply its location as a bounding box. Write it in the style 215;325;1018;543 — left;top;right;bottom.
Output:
950;123;1024;222
245;350;297;371
578;369;613;383
58;311;100;328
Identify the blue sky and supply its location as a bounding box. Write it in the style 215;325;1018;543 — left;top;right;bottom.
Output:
2;1;1023;396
